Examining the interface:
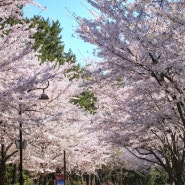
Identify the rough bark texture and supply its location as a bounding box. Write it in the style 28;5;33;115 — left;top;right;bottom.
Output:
0;163;6;185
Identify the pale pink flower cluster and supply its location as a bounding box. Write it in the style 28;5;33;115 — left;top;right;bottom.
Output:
77;0;185;172
0;0;111;174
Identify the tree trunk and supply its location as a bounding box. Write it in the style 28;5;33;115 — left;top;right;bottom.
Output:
12;163;18;184
0;163;6;185
91;174;96;185
0;143;5;185
174;180;184;185
167;173;184;185
80;173;83;185
39;173;45;185
85;174;90;185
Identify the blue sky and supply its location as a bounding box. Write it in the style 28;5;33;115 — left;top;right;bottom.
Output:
24;0;96;65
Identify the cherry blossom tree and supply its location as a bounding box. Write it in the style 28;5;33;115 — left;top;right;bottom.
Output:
76;0;185;184
24;112;110;173
15;77;111;182
0;1;42;184
0;1;112;184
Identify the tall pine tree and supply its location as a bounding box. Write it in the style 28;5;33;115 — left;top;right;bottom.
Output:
30;16;69;64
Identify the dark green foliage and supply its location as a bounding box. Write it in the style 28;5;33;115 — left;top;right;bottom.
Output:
70;91;97;114
95;164;168;185
67;64;82;80
0;14;22;36
5;164;14;184
64;50;82;80
122;168;168;185
13;174;34;185
122;170;147;185
68;172;82;185
28;16;83;77
146;167;168;185
29;16;65;64
5;164;35;185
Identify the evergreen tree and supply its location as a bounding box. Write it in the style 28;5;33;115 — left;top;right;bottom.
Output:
29;16;66;64
29;16;83;77
70;91;97;114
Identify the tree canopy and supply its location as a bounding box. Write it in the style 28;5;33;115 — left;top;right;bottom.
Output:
0;1;110;185
76;0;185;184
